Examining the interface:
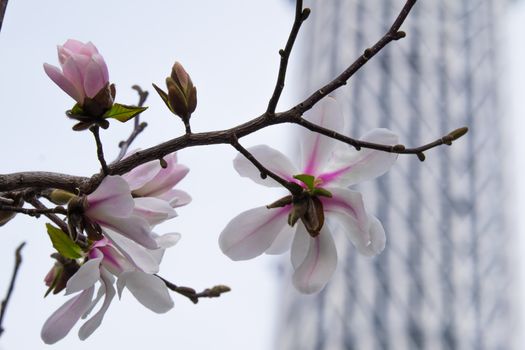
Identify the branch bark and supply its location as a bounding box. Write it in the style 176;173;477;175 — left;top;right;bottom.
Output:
0;242;26;337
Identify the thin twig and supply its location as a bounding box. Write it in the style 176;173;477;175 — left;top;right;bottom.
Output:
90;125;109;175
0;203;67;217
0;242;26;337
114;85;149;162
27;198;69;233
266;0;309;115
0;0;8;34
156;275;230;304
0;196;14;205
230;134;301;195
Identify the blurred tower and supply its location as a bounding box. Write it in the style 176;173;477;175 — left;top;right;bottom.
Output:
276;1;516;349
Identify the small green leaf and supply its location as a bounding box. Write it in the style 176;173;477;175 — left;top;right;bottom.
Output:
293;174;315;190
102;103;147;122
312;188;333;198
69;103;84;116
46;223;84;259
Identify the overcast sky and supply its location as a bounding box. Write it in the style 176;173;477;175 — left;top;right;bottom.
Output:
1;1;524;349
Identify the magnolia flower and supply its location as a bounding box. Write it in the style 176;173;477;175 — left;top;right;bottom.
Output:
122;151;192;214
41;233;179;344
85;176;172;249
219;98;398;294
44;39;109;105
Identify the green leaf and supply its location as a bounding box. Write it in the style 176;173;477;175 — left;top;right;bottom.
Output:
69;103;84;116
46;223;84;259
293;174;315;190
152;83;174;113
312;188;333;198
102;103;147;122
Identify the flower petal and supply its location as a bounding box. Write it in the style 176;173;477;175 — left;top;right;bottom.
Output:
301;97;344;175
122;160;161;191
233;145;298;188
119;271;174;313
65;256;102;295
358;214;386;256
134;154;189;197
86;176;134;219
219;206;290;260
41;287;94;344
103;227;160;273
291;224;337;294
265;222;296;255
43;63;83;103
156;189;192;208
322;187;370;255
149;232;181;264
133;197;177;226
78;269;116;340
83;54;108;98
319;128;398;186
100;214;158;249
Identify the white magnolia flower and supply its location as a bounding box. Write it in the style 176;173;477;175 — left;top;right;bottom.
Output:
219;97;398;294
41;233;180;344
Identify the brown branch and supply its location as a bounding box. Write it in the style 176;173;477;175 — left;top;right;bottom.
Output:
156;275;230;304
0;0;466;196
266;0;309;115
0;0;8;34
114;85;149;162
90;126;109;175
0;242;26;337
27;198;69;233
0;203;67;217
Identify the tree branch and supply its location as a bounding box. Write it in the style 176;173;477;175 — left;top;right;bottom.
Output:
27;198;69;233
156;275;230;304
114;85;149;162
0;0;8;34
90;126;109;175
266;0;309;115
0;242;26;337
0;203;67;217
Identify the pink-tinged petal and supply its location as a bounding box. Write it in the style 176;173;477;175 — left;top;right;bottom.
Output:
319;128;398;186
43;63;83;103
122;160;161;191
78;269;116;340
83;55;108;98
100;215;158;250
358;214;386;257
65;256;102;295
149;232;181;264
40;287;94;344
291;225;337;294
79;41;100;56
156;189;192;208
119;271;174;313
58;40;85;65
133;197;177;226
233;145;298;188
135;163;189;198
301;97;344;175
265;223;296;255
99;245;133;275
322;187;370;254
104;227;160;273
219;206;290;260
86;176;134;219
61;56;86;97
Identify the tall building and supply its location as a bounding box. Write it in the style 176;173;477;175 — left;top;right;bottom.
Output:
276;1;516;349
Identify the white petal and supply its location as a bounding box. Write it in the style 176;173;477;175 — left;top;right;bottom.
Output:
100;215;158;249
135;162;189;198
120;272;174;313
290;223;309;269
320;128;398;186
265;223;296;255
322;187;370;253
149;232;181;264
291;225;337;294
157;189;192;208
86;176;134;219
122;160;161;191
233;145;298;188
219;206;290;260
41;287;94;344
300;97;344;175
104;228;160;274
133;197;177;226
65;257;102;295
358;214;386;256
78;269;116;340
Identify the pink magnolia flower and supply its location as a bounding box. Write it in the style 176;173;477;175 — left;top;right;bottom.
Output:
44;39;109;105
122;151;192;213
41;234;179;344
85;176;171;249
219;97;398;294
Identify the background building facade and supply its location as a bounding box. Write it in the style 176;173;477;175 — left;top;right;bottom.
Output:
276;1;516;349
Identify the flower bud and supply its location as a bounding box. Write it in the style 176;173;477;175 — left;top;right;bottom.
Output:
153;62;197;122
